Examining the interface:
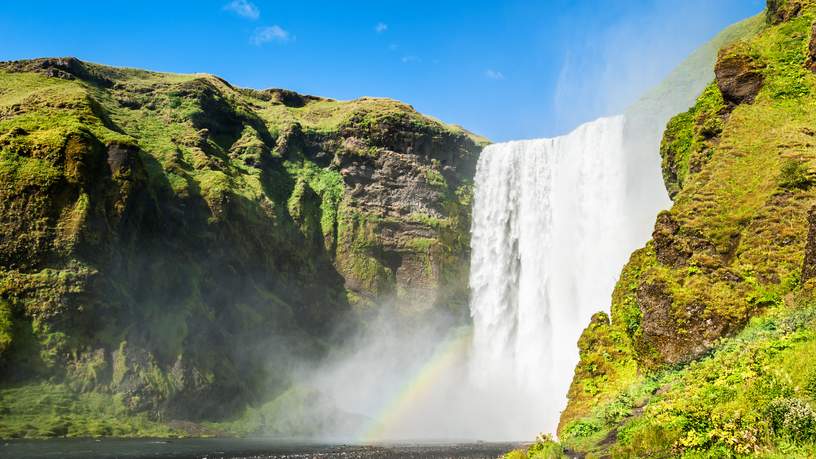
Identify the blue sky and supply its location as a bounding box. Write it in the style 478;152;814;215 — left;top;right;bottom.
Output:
0;0;764;141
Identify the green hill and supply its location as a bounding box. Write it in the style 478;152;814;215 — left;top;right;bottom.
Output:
0;57;484;438
512;1;816;457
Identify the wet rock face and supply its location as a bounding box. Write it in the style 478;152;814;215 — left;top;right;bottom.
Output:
262;108;480;310
338;151;444;218
331;134;477;309
715;52;764;105
271;109;482;310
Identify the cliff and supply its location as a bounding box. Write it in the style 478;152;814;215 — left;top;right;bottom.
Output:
551;1;816;457
0;58;484;437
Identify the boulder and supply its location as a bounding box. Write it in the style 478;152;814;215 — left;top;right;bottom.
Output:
715;51;764;105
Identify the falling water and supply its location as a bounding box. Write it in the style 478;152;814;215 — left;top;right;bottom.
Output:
468;115;649;435
308;115;670;441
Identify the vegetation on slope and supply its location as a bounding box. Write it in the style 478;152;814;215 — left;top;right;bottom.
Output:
510;291;816;458
530;1;816;457
0;57;483;438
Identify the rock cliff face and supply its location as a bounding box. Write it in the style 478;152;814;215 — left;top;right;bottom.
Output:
555;1;816;457
0;58;484;436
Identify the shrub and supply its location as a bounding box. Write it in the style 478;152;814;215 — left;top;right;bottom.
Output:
708;413;766;455
747;373;794;406
502;450;526;459
502;435;565;459
767;397;816;442
563;419;601;438
778;159;812;190
612;421;679;458
601;393;633;425
526;434;565;459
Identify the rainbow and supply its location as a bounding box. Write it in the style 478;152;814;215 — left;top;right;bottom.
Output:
358;327;473;442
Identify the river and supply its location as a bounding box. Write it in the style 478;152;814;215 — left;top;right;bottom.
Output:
0;438;526;459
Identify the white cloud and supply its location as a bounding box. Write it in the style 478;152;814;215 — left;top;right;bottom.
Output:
401;55;421;64
251;25;292;45
388;43;399;52
223;0;260;20
375;22;388;33
485;69;505;80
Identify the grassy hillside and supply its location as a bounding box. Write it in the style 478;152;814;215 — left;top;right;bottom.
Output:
0;57;484;438
512;0;816;457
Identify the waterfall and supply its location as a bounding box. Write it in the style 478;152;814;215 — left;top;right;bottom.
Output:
468;115;652;436
309;116;671;442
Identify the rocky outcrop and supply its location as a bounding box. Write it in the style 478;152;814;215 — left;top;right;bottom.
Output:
259;101;481;311
635;280;740;366
659;82;729;199
652;211;693;267
767;0;807;24
715;51;764;105
0;57;114;87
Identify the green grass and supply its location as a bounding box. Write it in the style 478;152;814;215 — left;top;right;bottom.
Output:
0;300;12;357
503;435;566;459
558;294;816;458
0;383;176;438
254;95;485;145
660;83;727;197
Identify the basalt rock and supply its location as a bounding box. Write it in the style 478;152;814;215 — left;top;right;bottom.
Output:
652;211;720;269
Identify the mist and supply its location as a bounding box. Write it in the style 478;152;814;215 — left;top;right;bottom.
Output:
551;0;763;135
284;304;557;442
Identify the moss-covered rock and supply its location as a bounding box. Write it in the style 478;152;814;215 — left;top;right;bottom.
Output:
0;57;485;437
715;49;765;105
659;83;729;198
767;0;814;24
